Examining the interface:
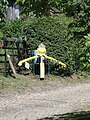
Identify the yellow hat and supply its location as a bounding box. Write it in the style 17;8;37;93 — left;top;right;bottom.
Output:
37;43;46;54
37;48;46;54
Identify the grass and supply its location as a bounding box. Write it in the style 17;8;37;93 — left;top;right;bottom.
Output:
0;71;90;94
0;73;36;94
85;106;90;111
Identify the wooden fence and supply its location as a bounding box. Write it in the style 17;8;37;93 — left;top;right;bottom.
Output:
0;37;31;77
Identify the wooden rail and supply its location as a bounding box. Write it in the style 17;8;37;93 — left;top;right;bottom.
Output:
0;53;5;56
0;37;30;77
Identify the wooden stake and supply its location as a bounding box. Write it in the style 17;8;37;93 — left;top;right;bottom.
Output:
7;54;17;78
40;62;45;80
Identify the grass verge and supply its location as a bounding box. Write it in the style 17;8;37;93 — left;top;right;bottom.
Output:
0;72;90;94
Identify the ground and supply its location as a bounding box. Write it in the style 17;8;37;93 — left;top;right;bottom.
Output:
0;73;90;120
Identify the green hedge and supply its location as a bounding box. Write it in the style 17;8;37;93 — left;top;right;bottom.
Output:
2;20;23;37
1;14;84;75
22;14;76;75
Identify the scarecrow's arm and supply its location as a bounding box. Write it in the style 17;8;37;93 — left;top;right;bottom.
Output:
45;55;66;68
18;56;39;66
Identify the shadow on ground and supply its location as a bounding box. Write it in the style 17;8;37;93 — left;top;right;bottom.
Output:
38;111;90;120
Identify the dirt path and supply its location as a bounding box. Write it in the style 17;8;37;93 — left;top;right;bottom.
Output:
0;80;90;120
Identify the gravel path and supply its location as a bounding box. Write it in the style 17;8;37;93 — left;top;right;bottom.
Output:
0;81;90;120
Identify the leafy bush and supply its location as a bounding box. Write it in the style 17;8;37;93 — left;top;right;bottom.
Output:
22;14;77;75
0;0;7;22
62;0;90;40
1;14;89;75
2;19;23;37
79;34;90;71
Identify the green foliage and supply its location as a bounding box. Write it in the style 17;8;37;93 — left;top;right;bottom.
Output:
17;0;51;17
22;14;90;74
62;0;90;37
49;0;62;8
61;0;90;72
1;11;89;74
79;34;90;71
17;0;63;17
2;19;23;37
0;0;90;76
0;31;3;42
22;14;77;75
0;31;3;38
0;0;7;21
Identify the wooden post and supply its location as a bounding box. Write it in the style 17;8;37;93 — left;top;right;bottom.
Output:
40;57;45;80
7;54;17;78
40;63;45;80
